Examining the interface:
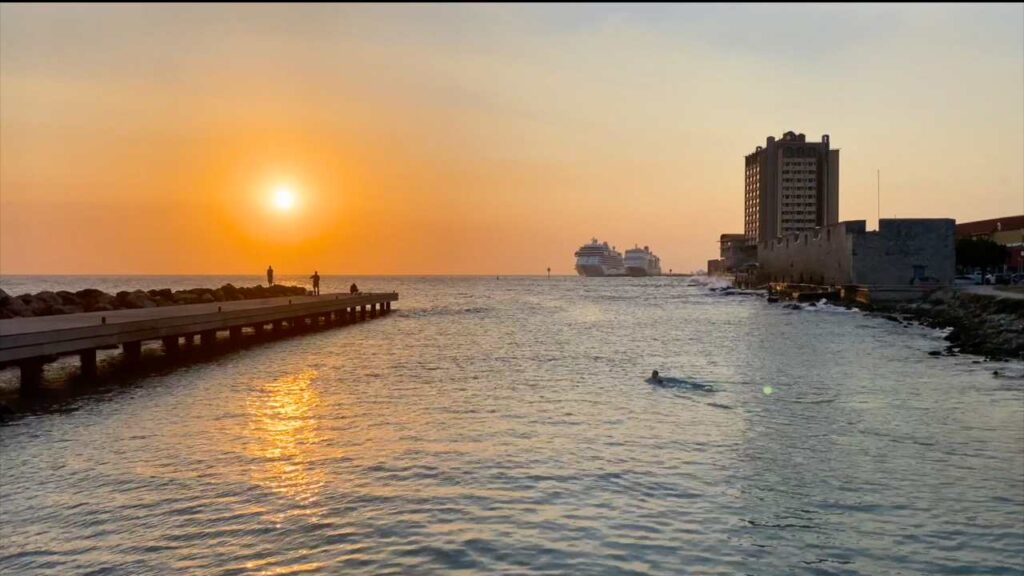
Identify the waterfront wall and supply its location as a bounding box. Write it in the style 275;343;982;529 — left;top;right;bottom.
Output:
757;219;956;289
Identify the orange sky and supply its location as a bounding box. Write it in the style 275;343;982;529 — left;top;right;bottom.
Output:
1;4;1022;275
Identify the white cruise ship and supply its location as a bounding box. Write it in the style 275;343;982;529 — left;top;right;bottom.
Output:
624;245;662;277
574;239;626;277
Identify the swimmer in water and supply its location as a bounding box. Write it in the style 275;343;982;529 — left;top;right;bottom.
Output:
647;370;715;391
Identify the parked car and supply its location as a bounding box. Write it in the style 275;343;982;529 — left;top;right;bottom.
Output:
953;275;979;286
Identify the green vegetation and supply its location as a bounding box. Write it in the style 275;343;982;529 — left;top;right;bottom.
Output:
956;238;1008;272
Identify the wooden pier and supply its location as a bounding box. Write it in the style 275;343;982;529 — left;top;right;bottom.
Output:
0;292;397;388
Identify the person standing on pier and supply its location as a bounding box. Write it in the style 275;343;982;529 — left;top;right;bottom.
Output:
310;271;321;295
267;265;274;287
350;282;359;294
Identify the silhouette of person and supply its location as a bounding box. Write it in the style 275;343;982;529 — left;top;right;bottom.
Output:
649;370;663;385
349;282;359;295
310;271;321;295
267;265;274;287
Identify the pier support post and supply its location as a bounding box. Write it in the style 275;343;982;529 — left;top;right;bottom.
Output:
200;330;216;347
254;324;266;337
18;360;44;389
385;301;391;313
230;326;243;343
348;308;355;323
360;305;367;321
162;337;180;354
79;349;97;378
123;341;142;363
273;320;285;333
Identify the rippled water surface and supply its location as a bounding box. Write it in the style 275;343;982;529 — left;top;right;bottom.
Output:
1;276;1022;574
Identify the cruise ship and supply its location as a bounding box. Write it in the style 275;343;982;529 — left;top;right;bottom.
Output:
624;245;662;277
574;239;626;277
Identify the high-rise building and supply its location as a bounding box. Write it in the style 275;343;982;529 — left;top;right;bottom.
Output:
744;131;839;244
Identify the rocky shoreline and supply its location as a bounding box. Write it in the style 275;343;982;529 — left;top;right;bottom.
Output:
726;280;1023;360
875;289;1024;360
0;284;308;319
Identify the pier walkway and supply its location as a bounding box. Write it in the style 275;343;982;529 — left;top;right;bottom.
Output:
0;292;397;387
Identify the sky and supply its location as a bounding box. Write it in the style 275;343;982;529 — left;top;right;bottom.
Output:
1;3;1022;275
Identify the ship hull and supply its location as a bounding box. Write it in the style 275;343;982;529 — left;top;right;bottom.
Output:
576;264;625;277
626;266;651;277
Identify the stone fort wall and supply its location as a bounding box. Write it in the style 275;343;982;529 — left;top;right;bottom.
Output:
757;219;955;287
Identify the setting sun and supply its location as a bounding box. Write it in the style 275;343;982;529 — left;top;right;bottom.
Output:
271;185;297;212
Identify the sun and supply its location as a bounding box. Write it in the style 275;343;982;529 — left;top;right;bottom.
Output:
271;185;297;212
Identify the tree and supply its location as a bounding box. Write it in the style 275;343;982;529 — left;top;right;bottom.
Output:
956;238;1008;273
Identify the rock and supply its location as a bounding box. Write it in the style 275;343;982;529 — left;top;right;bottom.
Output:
927;288;953;305
2;295;32;317
29;291;63;315
147;288;174;306
121;290;157;309
220;283;241;301
148;288;173;301
212;289;225;302
0;288;9;306
199;293;216;303
928;350;942;356
56;290;80;306
267;284;305;298
172;291;200;304
76;289;116;312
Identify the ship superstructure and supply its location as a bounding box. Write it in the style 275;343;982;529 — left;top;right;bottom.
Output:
574;239;626;277
624;245;662;277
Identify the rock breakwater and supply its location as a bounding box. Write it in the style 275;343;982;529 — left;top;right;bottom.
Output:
0;284;308;319
889;289;1024;360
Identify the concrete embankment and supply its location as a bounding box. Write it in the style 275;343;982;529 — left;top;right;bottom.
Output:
880;289;1024;359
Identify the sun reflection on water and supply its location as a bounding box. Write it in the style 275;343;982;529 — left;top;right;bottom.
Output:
245;369;326;508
